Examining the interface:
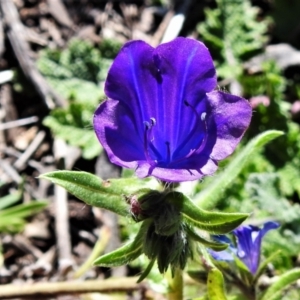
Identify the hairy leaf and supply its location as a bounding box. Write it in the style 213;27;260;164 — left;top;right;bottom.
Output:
39;171;158;217
260;268;300;300
196;130;284;210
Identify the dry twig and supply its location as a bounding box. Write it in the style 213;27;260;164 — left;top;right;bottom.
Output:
47;0;74;29
14;130;46;170
0;0;66;108
0;277;142;299
0;116;38;131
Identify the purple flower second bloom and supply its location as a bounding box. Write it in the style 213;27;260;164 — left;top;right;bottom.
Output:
210;221;280;274
233;221;280;274
93;37;252;182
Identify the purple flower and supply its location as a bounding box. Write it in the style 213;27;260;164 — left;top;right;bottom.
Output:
210;221;280;274
233;221;280;274
94;37;252;182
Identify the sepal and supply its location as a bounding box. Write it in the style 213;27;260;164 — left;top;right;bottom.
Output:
93;220;151;267
166;191;249;234
186;227;228;251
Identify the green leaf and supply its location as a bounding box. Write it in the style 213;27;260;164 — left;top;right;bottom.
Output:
196;130;284;210
207;268;227;300
0;192;22;210
259;268;300;300
185;227;228;251
39;171;158;217
137;258;156;283
253;250;281;284
187;270;208;285
167;192;248;234
47;78;103;105
37;57;73;79
93;220;151;267
0;202;47;219
0;202;47;233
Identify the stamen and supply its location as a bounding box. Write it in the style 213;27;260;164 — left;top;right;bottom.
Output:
196;111;208;154
143;121;151;129
150;117;156;126
143;118;156;163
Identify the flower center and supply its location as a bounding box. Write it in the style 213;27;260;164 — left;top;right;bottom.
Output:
168;101;208;165
142;101;208;168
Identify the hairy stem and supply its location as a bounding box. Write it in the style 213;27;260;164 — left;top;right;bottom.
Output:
167;268;183;300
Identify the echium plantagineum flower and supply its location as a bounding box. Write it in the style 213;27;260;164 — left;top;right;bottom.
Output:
94;37;252;182
210;221;280;274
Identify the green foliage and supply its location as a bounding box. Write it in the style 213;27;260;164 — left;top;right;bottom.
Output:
198;0;268;78
241;61;300;198
169;192;249;234
39;170;159;217
207;268;227;300
245;173;300;222
260;269;300;300
43;106;101;159
38;38;107;83
195;130;283;209
93;220;150;267
38;38;120;159
0;192;47;233
241;61;289;133
98;39;122;60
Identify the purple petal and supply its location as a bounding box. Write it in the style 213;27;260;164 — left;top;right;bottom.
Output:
136;157;218;182
209;235;236;261
104;40;156;142
252;221;280;256
233;222;279;274
209;249;234;261
153;38;216;152
205;91;252;161
94;100;144;169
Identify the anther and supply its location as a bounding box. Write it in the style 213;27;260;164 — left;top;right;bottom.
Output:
144;121;151;129
150;117;156;126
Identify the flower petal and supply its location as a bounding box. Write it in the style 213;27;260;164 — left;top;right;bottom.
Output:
209;235;236;261
94;100;144;169
209;249;234;261
233;225;257;273
252;221;280;255
153;38;216;152
136;156;218;182
205;91;252;161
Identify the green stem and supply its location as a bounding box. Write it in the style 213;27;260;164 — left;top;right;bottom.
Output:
167;268;183;300
73;226;111;278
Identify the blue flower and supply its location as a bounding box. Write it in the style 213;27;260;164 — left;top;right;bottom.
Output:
210;221;280;274
93;37;252;182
